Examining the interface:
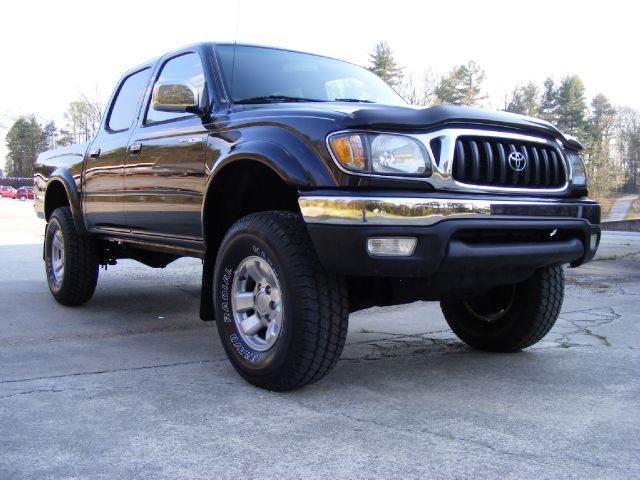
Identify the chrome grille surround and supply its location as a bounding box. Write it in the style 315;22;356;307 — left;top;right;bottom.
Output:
424;129;569;194
327;128;571;195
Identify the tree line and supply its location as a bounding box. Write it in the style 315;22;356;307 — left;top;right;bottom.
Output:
3;93;103;178
368;41;640;200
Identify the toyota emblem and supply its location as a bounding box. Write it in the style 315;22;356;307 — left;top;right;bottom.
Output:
508;151;527;171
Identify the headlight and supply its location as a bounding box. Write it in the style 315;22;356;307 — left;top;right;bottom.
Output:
567;151;587;187
328;132;431;176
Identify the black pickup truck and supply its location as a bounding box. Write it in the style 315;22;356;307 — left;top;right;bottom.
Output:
35;42;600;390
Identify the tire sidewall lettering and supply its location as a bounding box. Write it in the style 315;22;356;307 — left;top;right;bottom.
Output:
215;234;289;373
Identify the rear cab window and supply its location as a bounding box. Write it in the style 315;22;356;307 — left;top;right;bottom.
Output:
107;68;151;132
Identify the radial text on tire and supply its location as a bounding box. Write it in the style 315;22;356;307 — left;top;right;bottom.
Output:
213;211;349;391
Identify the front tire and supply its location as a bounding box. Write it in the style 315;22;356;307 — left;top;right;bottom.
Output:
440;265;564;352
44;207;99;305
213;211;349;391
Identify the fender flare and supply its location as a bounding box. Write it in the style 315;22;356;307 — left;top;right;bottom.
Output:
201;139;334;233
45;168;87;235
208;139;319;186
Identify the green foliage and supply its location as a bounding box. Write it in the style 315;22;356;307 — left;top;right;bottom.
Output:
5;115;47;177
434;61;486;106
539;77;557;123
56;129;75;147
367;41;403;87
583;94;617;198
555;75;589;134
506;81;540;117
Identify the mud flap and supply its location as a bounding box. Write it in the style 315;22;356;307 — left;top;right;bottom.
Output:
199;246;215;321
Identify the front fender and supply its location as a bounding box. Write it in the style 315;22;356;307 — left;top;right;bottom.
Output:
46;168;87;235
207;137;336;189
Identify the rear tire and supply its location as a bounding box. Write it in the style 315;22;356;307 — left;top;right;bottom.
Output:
214;211;349;391
440;265;564;352
44;207;99;306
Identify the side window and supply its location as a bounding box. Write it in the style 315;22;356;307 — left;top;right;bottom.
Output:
107;68;150;131
145;53;205;124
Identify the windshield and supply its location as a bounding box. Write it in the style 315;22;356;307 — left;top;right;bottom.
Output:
215;45;406;106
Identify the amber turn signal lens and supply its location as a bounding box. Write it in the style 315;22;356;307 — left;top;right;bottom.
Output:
329;134;368;171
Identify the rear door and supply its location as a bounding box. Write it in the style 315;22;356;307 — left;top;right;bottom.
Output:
83;68;151;231
123;52;208;240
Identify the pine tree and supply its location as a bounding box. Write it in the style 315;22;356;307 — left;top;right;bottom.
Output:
43;121;58;150
584;94;617;198
367;41;403;87
434;61;486;106
506;81;540;117
555;75;588;133
5;115;47;177
539;77;557;123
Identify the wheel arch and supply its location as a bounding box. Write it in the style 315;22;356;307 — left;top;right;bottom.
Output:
202;157;302;253
44;169;87;235
199;156;306;322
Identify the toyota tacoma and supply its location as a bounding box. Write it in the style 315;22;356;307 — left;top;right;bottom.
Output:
34;43;600;390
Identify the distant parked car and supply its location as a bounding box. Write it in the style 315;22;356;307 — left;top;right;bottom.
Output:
0;186;17;199
16;186;34;200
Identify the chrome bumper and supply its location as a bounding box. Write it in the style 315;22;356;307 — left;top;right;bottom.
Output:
298;195;599;226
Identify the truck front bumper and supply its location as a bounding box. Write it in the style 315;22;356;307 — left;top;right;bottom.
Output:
298;193;600;279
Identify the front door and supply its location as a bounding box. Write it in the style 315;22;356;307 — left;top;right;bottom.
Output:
123;52;208;240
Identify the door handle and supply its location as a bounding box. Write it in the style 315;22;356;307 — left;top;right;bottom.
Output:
89;149;101;159
129;144;142;155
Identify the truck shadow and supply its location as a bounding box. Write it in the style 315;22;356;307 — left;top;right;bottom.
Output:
2;242;560;391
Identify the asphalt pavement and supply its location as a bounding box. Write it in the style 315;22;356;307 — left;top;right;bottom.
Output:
1;198;639;479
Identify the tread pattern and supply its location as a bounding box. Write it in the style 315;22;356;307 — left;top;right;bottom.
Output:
217;211;349;391
514;265;564;350
441;265;564;352
46;207;99;306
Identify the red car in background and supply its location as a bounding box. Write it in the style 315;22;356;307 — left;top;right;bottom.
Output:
16;186;35;200
0;186;18;198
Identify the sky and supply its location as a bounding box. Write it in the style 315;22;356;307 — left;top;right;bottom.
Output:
1;0;638;171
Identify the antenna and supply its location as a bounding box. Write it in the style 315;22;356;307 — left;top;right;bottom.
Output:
229;0;241;110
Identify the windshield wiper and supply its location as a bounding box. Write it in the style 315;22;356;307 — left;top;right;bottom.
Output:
235;95;325;104
332;98;375;103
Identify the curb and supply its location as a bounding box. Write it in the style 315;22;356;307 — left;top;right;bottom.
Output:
601;220;640;232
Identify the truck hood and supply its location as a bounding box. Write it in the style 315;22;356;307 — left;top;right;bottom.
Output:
230;103;577;148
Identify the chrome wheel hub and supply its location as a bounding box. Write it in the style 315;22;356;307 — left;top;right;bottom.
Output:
231;256;283;352
51;229;65;287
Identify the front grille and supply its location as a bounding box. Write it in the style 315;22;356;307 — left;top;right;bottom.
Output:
451;136;567;189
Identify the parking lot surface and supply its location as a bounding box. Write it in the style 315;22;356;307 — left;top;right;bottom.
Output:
1;198;639;479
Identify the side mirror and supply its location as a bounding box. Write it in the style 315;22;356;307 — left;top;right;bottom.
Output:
152;80;200;113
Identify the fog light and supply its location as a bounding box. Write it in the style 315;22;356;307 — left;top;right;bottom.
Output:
367;237;417;257
590;233;598;251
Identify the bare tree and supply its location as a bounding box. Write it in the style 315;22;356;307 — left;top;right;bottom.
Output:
583;94;618;199
616;107;640;193
397;70;437;107
63;89;104;144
